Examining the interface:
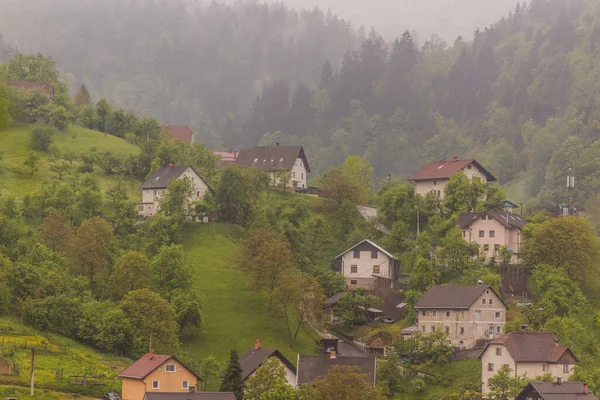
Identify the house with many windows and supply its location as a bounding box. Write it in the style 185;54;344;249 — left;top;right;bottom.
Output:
414;284;507;349
515;380;596;400
479;332;578;396
118;353;201;400
334;239;400;290
459;211;527;262
407;158;496;198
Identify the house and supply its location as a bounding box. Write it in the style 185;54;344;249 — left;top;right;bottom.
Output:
138;163;211;218
479;332;578;396
118;353;201;400
235;144;310;189
296;351;377;387
415;284;507;349
334;239;400;291
239;340;297;386
143;394;236;400
213;150;239;164
164;123;194;143
4;81;55;100
459;211;527;262
407;158;496;198
515;380;597;400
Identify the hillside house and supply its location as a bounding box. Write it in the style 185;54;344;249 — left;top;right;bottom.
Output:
479;332;578;396
415;284;507;349
118;353;201;400
239;340;297;386
164;123;194;143
515;381;597;400
459;211;527;262
407;158;496;198
236;144;310;189
138;164;211;218
4;81;55;100
334;239;400;291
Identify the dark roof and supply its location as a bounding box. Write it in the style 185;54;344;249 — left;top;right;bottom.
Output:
481;332;577;363
297;355;377;386
239;348;296;380
503;200;519;208
325;292;347;305
143;393;236;400
408;159;496;182
458;212;527;230
118;354;200;380
415;284;508;310
236;146;310;173
516;382;598;400
140;165;210;191
165;126;194;143
4;81;54;98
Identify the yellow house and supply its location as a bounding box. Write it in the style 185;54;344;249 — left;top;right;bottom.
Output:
118;353;201;400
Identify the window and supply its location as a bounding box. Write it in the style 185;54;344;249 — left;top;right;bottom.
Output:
460;311;465;318
433;181;437;185
422;311;426;317
484;244;490;252
463;231;466;238
431;326;435;332
479;230;485;237
445;311;451;318
350;280;358;285
563;363;569;373
301;173;304;179
432;311;437;317
371;249;378;259
437;190;441;196
197;191;200;197
353;249;360;259
460;327;465;335
138;205;144;211
542;364;546;372
496;348;502;356
482;215;487;220
183;381;189;389
482;299;487;305
475;311;481;319
158;367;162;371
488;363;494;372
494;244;500;252
489;299;493;305
445;326;449;334
351;265;358;273
373;265;380;274
486;290;490;294
496;326;502;333
495;312;501;319
467;165;472;169
426;311;430;317
154;190;157;197
489;230;495;238
293;172;296;178
422;325;426;333
166;364;176;372
152;381;160;390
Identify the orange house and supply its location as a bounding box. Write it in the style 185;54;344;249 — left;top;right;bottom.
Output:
118;353;201;400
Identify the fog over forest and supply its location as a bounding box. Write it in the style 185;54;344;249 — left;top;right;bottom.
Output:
218;0;519;39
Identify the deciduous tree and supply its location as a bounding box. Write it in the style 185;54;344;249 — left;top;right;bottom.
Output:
244;357;296;400
307;365;385;400
111;251;151;299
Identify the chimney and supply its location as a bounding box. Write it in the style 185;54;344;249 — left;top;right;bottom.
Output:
188;385;196;393
557;377;562;385
169;161;175;167
554;339;560;346
477;280;483;285
276;142;280;146
584;382;589;394
149;351;154;360
329;351;336;359
453;156;458;160
521;324;528;332
255;339;261;350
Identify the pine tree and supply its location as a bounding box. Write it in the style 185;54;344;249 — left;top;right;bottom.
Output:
74;84;92;108
319;60;333;89
221;349;244;399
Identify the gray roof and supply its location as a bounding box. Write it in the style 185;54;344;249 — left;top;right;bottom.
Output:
415;284;508;310
481;332;577;363
334;239;397;260
140;165;210;190
235;146;310;173
143;393;236;400
239;348;296;380
516;382;597;400
458;211;527;230
296;355;376;386
325;292;347;305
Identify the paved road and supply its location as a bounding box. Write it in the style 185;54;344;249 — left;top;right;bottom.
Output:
337;339;369;357
356;205;391;235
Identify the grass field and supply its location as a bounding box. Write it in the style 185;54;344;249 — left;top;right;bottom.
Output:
0;318;131;398
0;385;99;399
181;223;319;383
0;123;141;200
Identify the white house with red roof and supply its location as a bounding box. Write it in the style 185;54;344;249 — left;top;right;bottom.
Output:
408;158;496;198
118;353;200;400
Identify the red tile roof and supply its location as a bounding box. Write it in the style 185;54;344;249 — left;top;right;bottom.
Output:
118;354;201;380
408;159;496;182
480;332;577;363
165;126;194;143
213;151;239;162
4;81;55;98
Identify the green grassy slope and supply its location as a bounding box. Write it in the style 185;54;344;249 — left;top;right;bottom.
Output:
0;318;131;397
0;124;141;200
181;224;318;372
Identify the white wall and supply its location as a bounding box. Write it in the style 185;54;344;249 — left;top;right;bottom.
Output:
291;157;308;188
412;162;488;199
341;247;393;290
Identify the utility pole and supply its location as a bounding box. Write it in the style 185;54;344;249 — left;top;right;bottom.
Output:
415;204;420;235
30;347;35;396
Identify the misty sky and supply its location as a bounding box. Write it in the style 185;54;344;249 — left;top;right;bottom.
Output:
219;0;519;41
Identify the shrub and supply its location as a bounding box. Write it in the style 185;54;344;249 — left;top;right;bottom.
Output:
30;124;58;151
